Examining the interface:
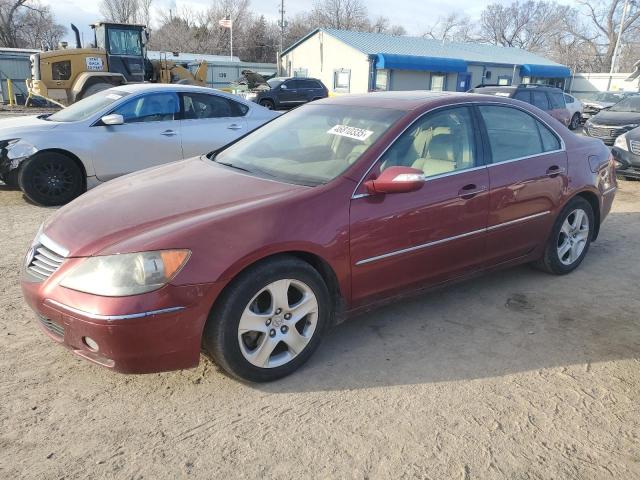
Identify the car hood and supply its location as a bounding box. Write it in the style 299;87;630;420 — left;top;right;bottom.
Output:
0;115;60;138
43;157;307;257
583;101;613;109
590;110;640;126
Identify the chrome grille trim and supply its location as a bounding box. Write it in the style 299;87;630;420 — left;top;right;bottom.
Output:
38;316;64;338
631;140;640;156
26;236;68;281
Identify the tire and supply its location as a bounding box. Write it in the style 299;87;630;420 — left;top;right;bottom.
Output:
259;99;275;110
1;168;19;188
18;152;84;206
79;82;112;100
203;256;331;382
569;113;581;130
533;196;594;275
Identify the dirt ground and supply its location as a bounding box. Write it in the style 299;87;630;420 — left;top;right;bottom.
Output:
1;178;639;479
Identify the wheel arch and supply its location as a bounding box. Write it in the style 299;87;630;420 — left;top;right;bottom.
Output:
568;189;601;241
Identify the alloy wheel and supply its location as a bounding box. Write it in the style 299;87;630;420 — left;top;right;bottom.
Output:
557;208;590;266
31;160;75;200
237;279;319;368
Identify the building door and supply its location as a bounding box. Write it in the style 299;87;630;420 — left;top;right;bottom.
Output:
456;72;472;92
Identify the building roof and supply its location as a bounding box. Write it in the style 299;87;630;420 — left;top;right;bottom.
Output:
283;28;566;68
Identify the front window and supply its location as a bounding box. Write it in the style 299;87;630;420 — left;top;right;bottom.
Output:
112;92;179;123
107;28;142;56
267;78;283;89
47;90;130;122
608;97;640;113
213;104;404;186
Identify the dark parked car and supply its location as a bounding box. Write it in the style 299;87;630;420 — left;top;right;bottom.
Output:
612;126;640;179
469;85;572;128
22;92;616;382
584;95;640;145
579;91;638;122
247;77;328;110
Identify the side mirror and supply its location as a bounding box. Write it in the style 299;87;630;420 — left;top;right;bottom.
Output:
280;84;288;90
101;113;124;126
364;166;425;195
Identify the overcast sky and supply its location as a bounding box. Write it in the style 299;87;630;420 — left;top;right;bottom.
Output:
41;0;500;45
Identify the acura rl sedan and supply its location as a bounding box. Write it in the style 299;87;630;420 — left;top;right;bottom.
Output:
22;91;617;382
0;84;278;206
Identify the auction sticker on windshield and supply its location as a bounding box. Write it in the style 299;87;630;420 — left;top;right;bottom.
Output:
85;57;104;71
328;125;374;141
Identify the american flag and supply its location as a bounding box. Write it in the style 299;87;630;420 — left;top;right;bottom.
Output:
219;18;232;28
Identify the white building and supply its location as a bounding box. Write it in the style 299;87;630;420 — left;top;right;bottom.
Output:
281;29;571;94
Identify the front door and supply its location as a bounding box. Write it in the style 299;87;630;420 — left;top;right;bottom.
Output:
179;92;248;158
349;106;490;306
278;80;304;106
476;104;568;264
90;91;182;181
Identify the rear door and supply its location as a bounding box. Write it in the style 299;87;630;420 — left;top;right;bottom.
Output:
279;79;304;106
350;106;490;306
90;91;182;181
476;104;568;265
179;92;249;157
548;91;571;126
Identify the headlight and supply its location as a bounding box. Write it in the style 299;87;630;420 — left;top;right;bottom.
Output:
614;134;629;151
625;124;639;130
6;139;37;160
60;250;190;296
245;92;258;100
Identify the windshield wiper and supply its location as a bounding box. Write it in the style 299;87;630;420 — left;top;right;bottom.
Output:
214;159;252;173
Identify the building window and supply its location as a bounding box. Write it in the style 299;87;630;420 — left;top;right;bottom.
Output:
375;69;388;91
521;76;531;84
52;60;71;81
333;69;350;92
293;68;308;77
430;73;446;91
497;75;512;86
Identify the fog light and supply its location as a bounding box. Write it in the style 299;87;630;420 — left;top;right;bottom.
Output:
83;336;99;352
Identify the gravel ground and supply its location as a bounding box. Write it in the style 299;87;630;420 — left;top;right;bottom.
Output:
1;178;639;479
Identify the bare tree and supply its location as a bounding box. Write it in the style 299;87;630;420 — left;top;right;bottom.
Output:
0;0;65;48
423;13;475;42
310;0;369;30
569;0;640;71
100;0;140;24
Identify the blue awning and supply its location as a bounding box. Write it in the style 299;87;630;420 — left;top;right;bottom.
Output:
520;64;571;78
375;53;467;73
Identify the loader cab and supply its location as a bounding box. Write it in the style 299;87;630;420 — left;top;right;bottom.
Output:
92;22;146;83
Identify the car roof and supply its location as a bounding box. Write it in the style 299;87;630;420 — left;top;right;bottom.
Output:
112;83;220;95
313;91;490;110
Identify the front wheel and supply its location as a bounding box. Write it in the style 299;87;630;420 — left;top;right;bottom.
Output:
259;99;275;110
569;113;581;130
533;197;594;275
18;152;84;206
203;256;331;382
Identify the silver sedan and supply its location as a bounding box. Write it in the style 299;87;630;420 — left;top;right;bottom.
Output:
0;83;279;205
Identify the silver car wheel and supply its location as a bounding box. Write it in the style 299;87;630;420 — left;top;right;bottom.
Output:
557;208;590;266
237;279;319;368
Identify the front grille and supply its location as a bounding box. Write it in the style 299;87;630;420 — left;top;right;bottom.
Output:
38;316;64;338
588;125;626;139
631;140;640;156
26;238;67;281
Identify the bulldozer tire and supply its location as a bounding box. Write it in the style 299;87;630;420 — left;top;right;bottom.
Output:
79;82;112;100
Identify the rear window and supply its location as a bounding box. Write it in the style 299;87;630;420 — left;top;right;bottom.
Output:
548;91;565;109
513;91;531;103
532;91;549;110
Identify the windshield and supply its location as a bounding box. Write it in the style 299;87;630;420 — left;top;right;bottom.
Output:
609;96;640;113
213;104;404;185
594;92;624;103
108;28;142;56
47;90;130;122
267;79;283;89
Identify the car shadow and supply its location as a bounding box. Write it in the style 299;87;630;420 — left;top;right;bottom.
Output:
252;210;640;393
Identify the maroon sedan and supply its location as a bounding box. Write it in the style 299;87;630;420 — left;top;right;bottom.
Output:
22;91;617;382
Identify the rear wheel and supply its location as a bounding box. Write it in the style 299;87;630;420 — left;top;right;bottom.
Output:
203;256;331;382
18;152;84;206
79;82;112;100
569;113;581;130
533;197;594;275
259;99;275;110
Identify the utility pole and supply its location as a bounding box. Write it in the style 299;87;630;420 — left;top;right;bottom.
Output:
278;0;286;75
610;0;632;75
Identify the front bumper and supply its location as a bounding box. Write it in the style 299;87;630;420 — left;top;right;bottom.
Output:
21;277;223;373
612;146;640;179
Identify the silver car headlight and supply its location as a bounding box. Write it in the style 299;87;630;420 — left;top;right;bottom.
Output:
614;134;629;151
60;250;190;296
6;139;37;161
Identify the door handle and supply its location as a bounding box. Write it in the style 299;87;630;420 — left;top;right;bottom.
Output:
161;130;177;137
227;124;243;130
546;165;566;177
458;184;487;199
